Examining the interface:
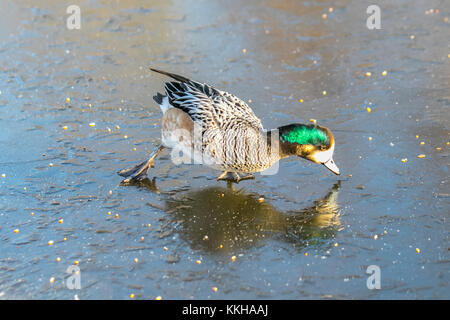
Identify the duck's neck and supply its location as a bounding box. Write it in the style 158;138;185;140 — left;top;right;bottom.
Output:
265;129;297;160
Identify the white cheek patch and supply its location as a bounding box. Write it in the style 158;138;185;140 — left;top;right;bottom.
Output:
312;144;334;163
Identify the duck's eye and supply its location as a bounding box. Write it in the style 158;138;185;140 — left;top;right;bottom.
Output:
320;145;327;151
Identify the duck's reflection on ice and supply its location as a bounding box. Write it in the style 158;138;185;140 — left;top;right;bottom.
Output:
161;181;342;253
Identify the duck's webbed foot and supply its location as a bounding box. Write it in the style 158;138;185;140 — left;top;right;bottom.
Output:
238;173;255;181
118;145;165;184
216;172;255;183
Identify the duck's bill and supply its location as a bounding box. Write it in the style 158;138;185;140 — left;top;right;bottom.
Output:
323;158;340;175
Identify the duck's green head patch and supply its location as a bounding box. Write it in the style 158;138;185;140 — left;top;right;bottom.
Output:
281;125;328;146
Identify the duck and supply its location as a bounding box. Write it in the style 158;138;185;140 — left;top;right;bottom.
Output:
118;68;340;184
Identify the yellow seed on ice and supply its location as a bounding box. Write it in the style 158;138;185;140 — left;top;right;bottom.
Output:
56;257;61;262
74;260;79;265
258;197;264;203
420;141;425;145
130;293;135;299
382;70;388;76
436;147;441;151
401;158;408;163
417;154;426;158
63;126;68;130
212;287;218;292
309;119;317;124
322;90;327;95
108;211;112;216
365;72;372;77
416;248;420;253
14;229;19;234
242;48;247;53
49;277;55;284
163;247;168;251
196;260;202;265
328;7;334;13
368;137;372;141
1;173;5;178
134;258;139;263
140;236;144;241
115;214;119;218
89;122;95;127
231;256;237;262
58;219;64;224
416;135;419;139
304;252;308;256
299;98;304;103
115;125;120;130
322;13;327;19
66;98;70;103
123;135;128;139
366;107;372;113
48;240;54;246
63;237;67;241
155;296;162;300
334;243;338;247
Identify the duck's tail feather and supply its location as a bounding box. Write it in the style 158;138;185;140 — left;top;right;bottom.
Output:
153;92;165;104
153;92;170;114
149;67;191;83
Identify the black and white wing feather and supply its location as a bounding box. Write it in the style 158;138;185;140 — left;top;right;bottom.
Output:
150;68;263;131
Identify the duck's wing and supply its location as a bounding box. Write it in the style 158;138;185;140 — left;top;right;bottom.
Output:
150;68;263;131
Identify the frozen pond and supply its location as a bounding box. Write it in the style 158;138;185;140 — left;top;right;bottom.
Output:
0;0;448;299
